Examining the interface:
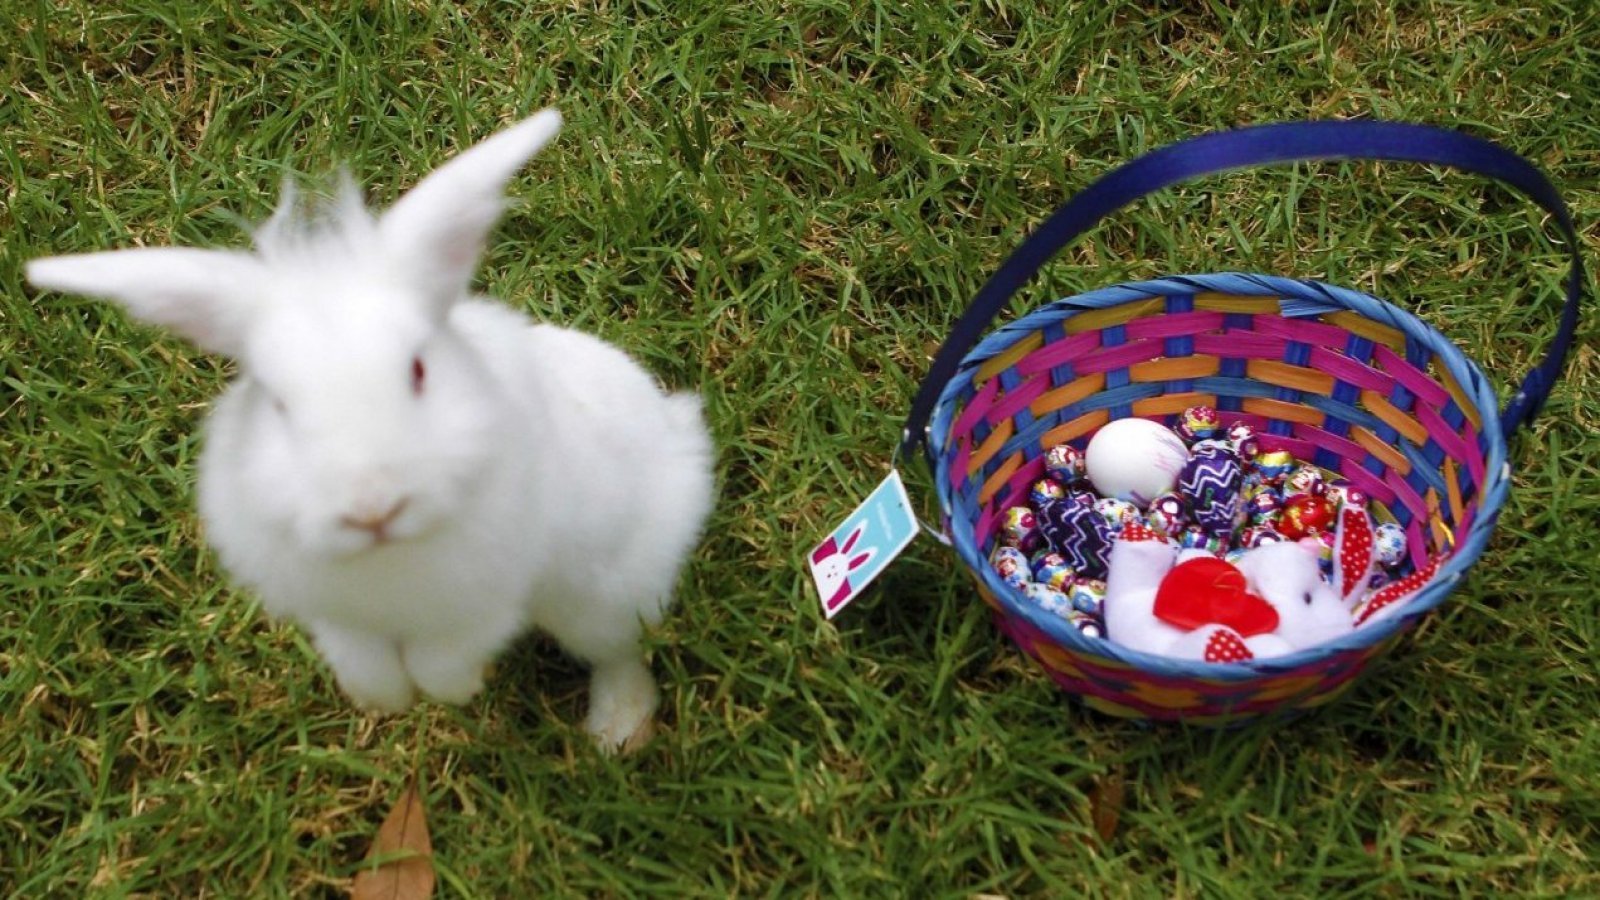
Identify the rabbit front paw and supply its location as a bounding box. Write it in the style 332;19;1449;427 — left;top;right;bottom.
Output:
401;642;490;706
585;658;659;754
310;623;416;713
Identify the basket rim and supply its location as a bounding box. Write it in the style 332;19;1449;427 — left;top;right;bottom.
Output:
929;272;1512;682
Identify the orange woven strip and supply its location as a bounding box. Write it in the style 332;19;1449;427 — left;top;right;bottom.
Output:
978;451;1025;506
1062;297;1166;334
1129;355;1221;382
1193;292;1281;314
967;417;1015;476
1435;362;1484;430
1041;409;1111;449
1351;426;1411;475
1246;359;1337;395
973;332;1044;384
1029;372;1107;418
1324;311;1406;350
1133;392;1219;417
1360;390;1430;445
1239;397;1327;426
1443;457;1467;529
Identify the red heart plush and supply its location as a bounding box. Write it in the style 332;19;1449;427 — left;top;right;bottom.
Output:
1154;557;1280;637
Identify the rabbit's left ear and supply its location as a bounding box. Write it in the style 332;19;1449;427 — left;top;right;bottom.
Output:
379;108;563;311
27;247;264;357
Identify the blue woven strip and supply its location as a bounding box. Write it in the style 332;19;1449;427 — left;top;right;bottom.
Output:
905;121;1586;462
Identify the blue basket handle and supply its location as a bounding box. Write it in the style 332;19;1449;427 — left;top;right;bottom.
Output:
901;120;1585;462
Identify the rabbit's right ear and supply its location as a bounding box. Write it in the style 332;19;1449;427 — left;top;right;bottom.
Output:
379;109;563;314
27;247;263;357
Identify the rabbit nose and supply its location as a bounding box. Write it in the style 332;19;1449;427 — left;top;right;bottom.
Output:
339;497;409;539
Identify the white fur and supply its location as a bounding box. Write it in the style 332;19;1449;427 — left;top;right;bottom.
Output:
26;109;715;750
1102;540;1352;661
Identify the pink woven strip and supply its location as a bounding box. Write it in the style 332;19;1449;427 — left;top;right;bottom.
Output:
1192;332;1287;359
1073;338;1164;375
975;502;999;548
952;378;1002;443
1254;315;1353;348
1387;470;1428;524
1123;311;1228;340
1015;331;1102;376
1406;520;1430;568
949;438;972;492
1342;463;1398;506
1373;345;1451;408
1459;422;1486;490
986;375;1049;425
1291;423;1368;468
1306;346;1396;394
976;459;1047;547
1256;435;1317;459
1414;402;1480;481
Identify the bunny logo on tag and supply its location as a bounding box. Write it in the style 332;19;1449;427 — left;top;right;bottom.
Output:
810;470;919;619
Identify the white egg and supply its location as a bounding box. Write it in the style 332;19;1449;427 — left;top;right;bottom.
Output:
1084;417;1191;505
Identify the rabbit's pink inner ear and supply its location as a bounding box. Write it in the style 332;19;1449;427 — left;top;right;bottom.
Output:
839;526;861;555
848;552;873;572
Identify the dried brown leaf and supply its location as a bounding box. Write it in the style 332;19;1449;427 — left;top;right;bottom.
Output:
1088;770;1125;846
351;780;434;900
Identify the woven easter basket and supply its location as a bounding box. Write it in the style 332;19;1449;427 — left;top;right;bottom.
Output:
903;122;1583;724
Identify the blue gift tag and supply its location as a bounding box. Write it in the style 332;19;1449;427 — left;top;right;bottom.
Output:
809;469;919;619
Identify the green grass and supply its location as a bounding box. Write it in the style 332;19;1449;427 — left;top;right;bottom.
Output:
3;0;1598;895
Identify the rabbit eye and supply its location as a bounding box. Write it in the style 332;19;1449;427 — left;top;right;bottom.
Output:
411;356;426;396
1303;591;1314;606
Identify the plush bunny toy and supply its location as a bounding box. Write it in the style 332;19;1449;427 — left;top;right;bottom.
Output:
27;110;715;751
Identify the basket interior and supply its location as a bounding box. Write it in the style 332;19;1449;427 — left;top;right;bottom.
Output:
928;274;1508;674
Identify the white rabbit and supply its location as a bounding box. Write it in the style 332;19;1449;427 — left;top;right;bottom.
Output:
26;109;716;751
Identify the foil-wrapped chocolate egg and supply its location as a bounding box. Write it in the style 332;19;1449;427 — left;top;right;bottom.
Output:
1178;444;1243;536
999;506;1040;549
990;545;1032;589
1324;479;1371;511
1145;491;1189;537
1373;522;1408;567
1243;484;1282;523
1240;524;1286;548
1284;465;1326;500
1022;581;1074;617
1068;608;1105;639
1029;477;1067;508
1068;578;1107;616
1030;553;1076;591
1178;525;1225;555
1278;494;1335;539
1094;497;1141;532
1255;449;1296;485
1037;498;1113;581
1227;422;1261;463
1175;405;1221;443
1044;443;1087;485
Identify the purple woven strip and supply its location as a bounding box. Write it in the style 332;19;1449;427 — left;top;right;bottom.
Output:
1292;423;1368;469
986;376;1049;425
1414;401;1478;478
1192;332;1287;359
1256;434;1317;460
1074;338;1163;374
1341;462;1399;506
1124;311;1228;340
1307;346;1395;393
1015;331;1102;375
952;378;1001;443
1373;344;1452;408
1254;315;1352;347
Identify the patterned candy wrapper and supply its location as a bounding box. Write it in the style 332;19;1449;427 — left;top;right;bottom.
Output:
1145;491;1189;537
1178;525;1225;555
1243;484;1282;523
1031;553;1076;591
1373;523;1408;567
1255;449;1296;485
1094;497;1141;533
1029;477;1067;508
1226;422;1260;464
1278;494;1336;540
1038;497;1114;581
1022;581;1074;617
1069;578;1107;616
1284;464;1326;500
1175;405;1220;444
990;545;1032;589
1068;608;1105;639
1178;444;1243;536
1044;443;1087;485
999;506;1040;550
